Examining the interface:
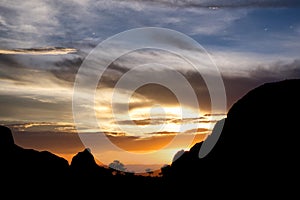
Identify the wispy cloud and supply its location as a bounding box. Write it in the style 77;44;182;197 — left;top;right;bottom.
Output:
2;121;76;133
116;116;222;126
0;0;249;50
117;0;300;8
0;47;77;55
209;50;299;77
147;131;177;136
184;128;209;134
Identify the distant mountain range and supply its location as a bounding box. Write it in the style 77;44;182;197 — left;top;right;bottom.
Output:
1;79;299;197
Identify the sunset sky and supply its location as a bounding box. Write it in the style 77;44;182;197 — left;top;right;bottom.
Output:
1;0;300;173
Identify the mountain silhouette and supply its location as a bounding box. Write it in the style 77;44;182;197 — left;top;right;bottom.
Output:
0;126;69;178
70;148;112;179
162;79;300;195
0;125;70;197
1;79;299;197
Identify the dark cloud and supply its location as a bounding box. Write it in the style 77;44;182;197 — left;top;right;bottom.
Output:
51;57;83;83
110;85;198;116
223;59;300;109
0;55;23;81
250;59;300;79
111;101;153;114
183;70;213;111
0;54;49;85
0;95;72;122
203;113;227;117
97;62;131;89
132;83;180;105
171;58;300;111
102;131;127;137
0;50;83;85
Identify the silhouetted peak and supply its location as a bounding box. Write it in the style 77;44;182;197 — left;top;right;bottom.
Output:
171;142;202;165
171;118;226;166
227;79;300;122
164;79;300;183
172;149;185;162
0;125;14;148
70;148;98;169
84;148;91;153
223;79;300;159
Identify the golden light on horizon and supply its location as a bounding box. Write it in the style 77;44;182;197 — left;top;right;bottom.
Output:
89;81;220;166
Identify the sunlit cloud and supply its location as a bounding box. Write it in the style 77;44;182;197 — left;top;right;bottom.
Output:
0;47;77;55
147;131;177;136
184;128;209;134
3;121;76;133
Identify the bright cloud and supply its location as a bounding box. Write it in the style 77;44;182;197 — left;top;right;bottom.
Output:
0;47;77;55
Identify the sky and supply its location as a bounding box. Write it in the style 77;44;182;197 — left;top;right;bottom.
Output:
1;0;300;173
